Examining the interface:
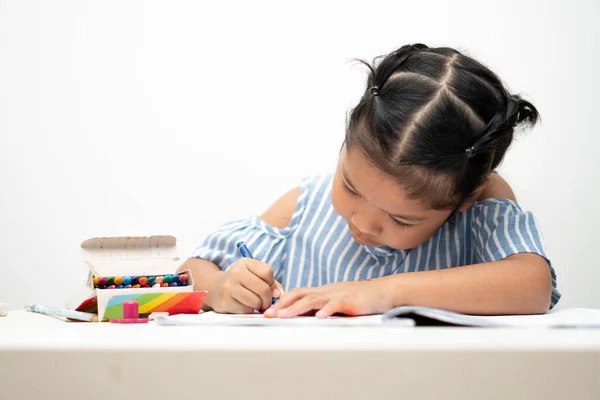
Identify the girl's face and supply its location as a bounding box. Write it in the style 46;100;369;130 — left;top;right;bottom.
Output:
331;146;455;250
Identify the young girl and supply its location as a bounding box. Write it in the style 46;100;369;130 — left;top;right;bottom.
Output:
179;43;560;318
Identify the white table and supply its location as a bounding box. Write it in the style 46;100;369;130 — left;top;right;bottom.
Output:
1;310;599;400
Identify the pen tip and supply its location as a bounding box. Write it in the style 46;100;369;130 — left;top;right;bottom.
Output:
236;241;244;248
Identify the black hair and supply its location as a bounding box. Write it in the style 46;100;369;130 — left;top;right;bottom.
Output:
345;43;539;209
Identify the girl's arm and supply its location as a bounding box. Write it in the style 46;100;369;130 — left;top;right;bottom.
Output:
178;188;299;312
267;253;553;318
384;252;552;314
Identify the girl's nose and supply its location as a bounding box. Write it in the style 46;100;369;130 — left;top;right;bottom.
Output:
350;211;381;236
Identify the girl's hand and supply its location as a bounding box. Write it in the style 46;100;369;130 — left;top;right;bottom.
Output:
263;279;395;318
211;258;284;314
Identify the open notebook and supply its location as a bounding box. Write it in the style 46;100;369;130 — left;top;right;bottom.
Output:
155;307;600;328
382;306;600;328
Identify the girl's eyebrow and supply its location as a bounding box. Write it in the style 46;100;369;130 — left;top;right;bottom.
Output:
342;169;427;222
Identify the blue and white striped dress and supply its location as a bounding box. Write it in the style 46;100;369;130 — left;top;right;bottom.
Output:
192;174;561;308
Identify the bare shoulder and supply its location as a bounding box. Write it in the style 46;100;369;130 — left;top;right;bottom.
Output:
478;173;517;202
260;187;300;229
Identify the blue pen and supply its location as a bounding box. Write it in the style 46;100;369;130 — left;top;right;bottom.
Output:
237;241;278;306
237;241;254;259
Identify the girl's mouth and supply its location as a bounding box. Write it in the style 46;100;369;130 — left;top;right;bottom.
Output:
349;226;378;247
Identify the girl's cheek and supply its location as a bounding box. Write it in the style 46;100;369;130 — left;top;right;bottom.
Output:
384;234;411;250
331;185;348;217
389;226;437;250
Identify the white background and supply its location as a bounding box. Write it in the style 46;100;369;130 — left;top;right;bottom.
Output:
0;0;598;310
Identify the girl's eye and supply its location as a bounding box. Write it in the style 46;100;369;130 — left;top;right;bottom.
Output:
391;217;413;229
343;180;414;229
342;182;359;197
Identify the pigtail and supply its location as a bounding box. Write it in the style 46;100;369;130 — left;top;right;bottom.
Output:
351;44;428;93
466;92;540;161
457;91;541;204
466;107;511;157
512;95;539;127
372;43;428;90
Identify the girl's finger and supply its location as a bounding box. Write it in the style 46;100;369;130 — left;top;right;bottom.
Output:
315;299;344;318
271;288;310;311
272;280;285;298
316;298;361;318
221;297;255;314
239;270;273;311
244;259;275;286
231;285;263;311
276;295;327;318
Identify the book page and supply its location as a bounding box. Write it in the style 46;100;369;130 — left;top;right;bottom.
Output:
384;306;600;328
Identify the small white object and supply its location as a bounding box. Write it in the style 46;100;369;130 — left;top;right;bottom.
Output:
0;303;9;316
149;312;169;321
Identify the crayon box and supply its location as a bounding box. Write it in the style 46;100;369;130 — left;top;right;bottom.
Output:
74;235;199;321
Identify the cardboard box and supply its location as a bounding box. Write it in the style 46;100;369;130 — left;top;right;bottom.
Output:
76;235;195;321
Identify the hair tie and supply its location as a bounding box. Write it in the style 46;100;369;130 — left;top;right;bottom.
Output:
465;146;476;159
370;86;379;96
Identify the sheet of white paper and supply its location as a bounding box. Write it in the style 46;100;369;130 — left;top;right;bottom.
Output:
384;307;600;328
155;311;415;327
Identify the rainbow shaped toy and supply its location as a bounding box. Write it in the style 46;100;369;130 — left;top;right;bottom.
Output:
101;292;207;321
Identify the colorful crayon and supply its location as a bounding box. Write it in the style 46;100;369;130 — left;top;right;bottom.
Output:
92;274;190;289
26;304;98;322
